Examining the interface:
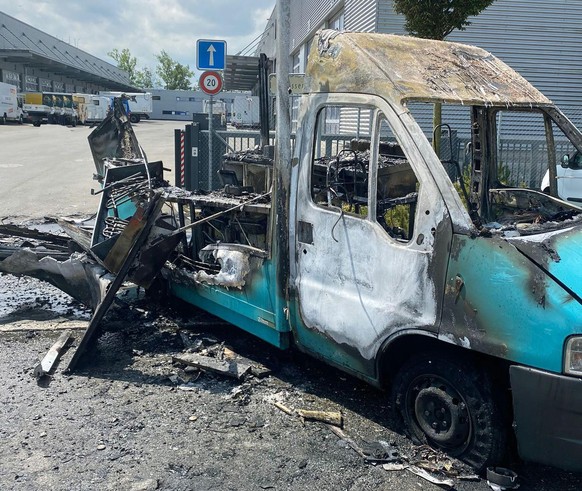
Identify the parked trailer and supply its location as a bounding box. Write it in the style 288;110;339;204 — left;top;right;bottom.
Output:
22;92;78;126
99;91;152;123
231;95;260;128
0;82;24;124
73;94;110;125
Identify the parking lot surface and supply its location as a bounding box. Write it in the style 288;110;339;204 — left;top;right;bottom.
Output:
1;119;581;490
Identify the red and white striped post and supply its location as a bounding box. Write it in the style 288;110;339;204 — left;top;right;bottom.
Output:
180;130;185;187
174;128;186;188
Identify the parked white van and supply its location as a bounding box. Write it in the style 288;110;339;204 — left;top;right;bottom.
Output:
0;81;24;124
541;151;582;204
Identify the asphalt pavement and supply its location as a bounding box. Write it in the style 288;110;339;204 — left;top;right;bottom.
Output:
0;119;179;221
1;118;582;490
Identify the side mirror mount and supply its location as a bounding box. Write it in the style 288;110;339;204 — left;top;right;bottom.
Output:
561;154;570;168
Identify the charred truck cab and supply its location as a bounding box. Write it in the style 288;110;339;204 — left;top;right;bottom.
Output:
18;31;582;473
166;32;582;471
160;31;582;472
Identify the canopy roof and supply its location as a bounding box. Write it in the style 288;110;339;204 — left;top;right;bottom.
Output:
223;55;259;92
307;30;552;107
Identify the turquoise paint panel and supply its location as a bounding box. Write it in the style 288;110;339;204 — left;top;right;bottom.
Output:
548;230;582;300
108;199;137;221
287;299;378;381
168;259;290;349
445;234;582;373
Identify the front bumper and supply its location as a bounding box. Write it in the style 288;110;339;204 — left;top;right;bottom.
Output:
510;365;582;472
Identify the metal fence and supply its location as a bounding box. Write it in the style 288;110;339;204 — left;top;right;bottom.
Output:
177;127;296;191
176;123;580;193
446;138;574;190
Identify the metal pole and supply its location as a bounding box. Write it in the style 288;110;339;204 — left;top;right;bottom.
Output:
184;124;192;191
174;129;183;187
208;95;214;190
273;0;291;327
259;53;270;148
276;2;291;170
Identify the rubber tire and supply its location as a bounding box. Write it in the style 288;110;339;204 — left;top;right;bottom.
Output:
130;114;140;123
0;114;6;125
391;353;507;471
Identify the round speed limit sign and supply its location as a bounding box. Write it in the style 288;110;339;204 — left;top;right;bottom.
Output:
199;70;223;95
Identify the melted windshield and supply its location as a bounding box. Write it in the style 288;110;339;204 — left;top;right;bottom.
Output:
405;102;582;236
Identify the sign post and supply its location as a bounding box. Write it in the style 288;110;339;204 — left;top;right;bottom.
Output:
199;71;224;190
208;96;213;189
197;37;227;189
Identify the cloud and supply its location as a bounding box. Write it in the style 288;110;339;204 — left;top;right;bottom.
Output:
0;0;275;73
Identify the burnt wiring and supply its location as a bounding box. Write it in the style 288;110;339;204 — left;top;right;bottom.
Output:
329;187;345;243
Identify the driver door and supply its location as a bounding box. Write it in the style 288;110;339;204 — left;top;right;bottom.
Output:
290;94;452;378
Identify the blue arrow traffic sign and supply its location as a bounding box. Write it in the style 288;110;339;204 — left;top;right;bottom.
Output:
197;39;227;70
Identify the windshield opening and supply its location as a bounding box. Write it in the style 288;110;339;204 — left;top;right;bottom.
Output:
405;101;582;236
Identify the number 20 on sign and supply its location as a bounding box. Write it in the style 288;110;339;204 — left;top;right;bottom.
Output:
199;71;223;96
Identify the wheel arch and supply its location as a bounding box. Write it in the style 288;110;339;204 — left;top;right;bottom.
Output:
378;332;516;470
376;331;511;391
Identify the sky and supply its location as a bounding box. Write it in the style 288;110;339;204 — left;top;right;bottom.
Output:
0;0;275;82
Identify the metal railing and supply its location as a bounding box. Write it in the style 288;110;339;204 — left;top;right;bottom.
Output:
175;125;568;192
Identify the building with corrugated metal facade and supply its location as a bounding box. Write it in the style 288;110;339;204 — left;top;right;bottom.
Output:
0;11;136;93
257;0;582;125
149;89;250;121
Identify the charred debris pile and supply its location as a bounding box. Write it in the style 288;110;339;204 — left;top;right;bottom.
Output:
0;99;272;370
2;98;582;371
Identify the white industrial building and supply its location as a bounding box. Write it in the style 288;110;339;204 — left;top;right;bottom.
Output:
149;89;251;122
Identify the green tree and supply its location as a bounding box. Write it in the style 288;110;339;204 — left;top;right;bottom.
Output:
392;0;495;153
393;0;495;39
108;48;157;88
155;50;194;90
134;67;157;89
108;48;138;83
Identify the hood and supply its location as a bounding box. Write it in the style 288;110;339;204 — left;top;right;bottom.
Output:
507;226;582;302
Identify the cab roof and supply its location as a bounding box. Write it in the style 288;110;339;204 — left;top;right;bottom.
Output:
306;30;552;107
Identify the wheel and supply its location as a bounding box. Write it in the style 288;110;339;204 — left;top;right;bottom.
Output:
129;114;140;123
1;114;6;125
391;353;507;471
33;120;41;127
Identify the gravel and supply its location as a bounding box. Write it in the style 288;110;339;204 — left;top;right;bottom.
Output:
0;273;581;490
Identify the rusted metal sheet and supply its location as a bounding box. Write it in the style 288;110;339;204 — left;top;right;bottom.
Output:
87;98;145;179
67;193;166;371
0;250;110;310
307;30;551;107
